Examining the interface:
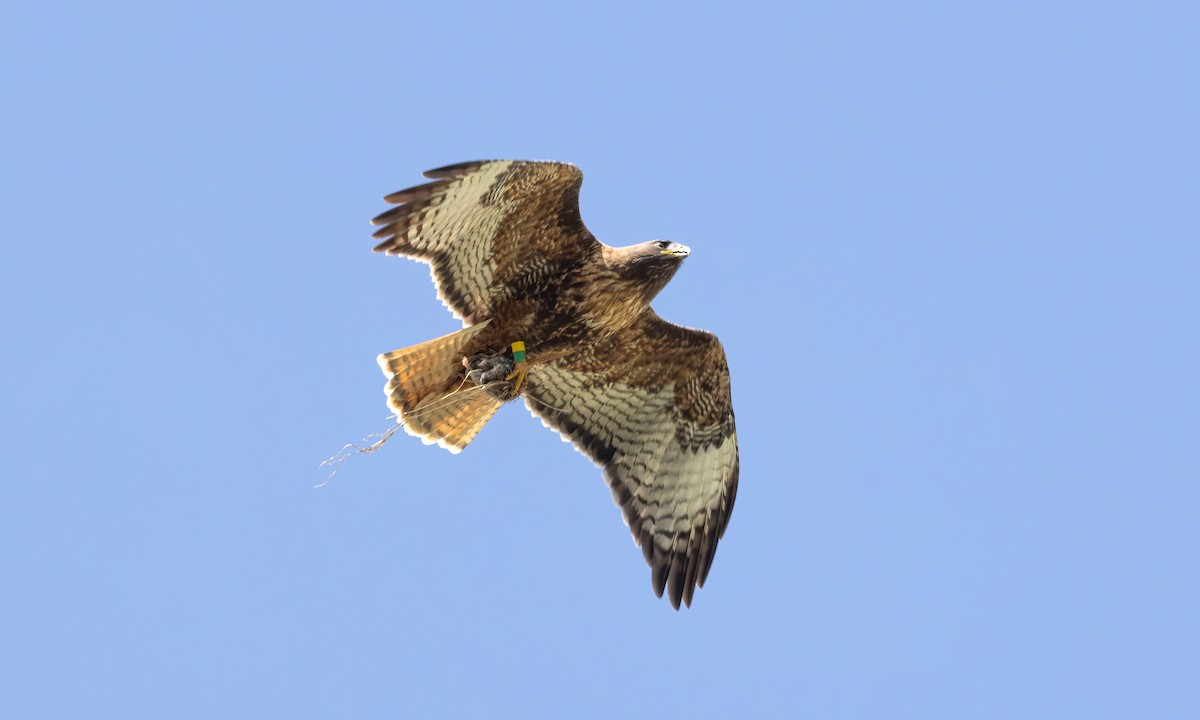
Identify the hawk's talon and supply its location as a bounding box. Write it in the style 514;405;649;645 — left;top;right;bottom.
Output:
504;361;529;395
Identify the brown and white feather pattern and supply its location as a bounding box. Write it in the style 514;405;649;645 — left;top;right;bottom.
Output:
372;160;740;608
371;160;596;324
524;311;739;609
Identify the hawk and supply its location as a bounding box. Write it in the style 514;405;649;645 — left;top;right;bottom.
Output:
371;160;739;609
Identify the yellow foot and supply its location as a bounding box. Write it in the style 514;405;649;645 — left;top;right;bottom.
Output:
504;361;529;395
500;341;529;396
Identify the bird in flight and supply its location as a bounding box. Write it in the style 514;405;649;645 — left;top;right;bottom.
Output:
371;160;738;608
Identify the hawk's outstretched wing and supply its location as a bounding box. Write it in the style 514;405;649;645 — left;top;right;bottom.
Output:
524;310;739;609
371;160;598;324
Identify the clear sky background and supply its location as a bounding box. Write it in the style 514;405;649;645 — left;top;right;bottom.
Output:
2;1;1197;717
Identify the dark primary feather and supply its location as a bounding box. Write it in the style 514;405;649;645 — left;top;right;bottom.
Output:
422;160;495;179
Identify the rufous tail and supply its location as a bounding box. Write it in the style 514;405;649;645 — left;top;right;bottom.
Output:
376;321;501;453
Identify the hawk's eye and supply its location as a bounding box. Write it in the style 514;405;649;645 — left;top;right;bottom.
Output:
654;241;670;249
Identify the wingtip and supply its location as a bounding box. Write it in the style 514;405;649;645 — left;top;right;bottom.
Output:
651;564;667;599
422;160;497;179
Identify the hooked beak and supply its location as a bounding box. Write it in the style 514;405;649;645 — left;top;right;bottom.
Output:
660;242;691;257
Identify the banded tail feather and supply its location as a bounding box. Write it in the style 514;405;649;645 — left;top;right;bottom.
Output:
377;321;502;453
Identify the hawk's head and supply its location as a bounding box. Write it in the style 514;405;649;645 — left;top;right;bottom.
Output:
606;239;691;305
647;239;691;258
620;239;691;265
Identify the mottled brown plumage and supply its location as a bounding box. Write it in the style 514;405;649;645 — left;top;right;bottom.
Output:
371;160;738;609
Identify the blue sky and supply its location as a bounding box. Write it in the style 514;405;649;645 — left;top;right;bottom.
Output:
2;1;1198;717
